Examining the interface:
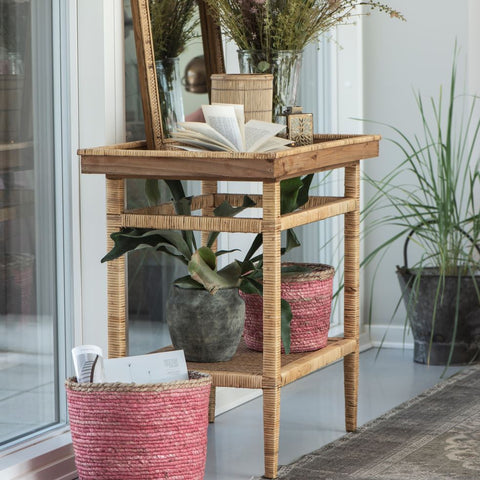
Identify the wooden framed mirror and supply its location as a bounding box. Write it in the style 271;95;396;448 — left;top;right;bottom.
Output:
130;0;225;149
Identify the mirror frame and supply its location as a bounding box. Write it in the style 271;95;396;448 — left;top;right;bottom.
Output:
130;0;225;148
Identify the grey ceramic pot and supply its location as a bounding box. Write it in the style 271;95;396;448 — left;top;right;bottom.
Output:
166;286;245;362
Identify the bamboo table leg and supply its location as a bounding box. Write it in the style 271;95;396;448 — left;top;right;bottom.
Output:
202;180;218;423
343;162;360;432
262;181;282;479
106;177;127;358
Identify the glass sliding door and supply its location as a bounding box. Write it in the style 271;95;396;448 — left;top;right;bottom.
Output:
0;0;59;446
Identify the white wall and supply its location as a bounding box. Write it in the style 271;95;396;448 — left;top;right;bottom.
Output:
361;0;473;345
77;0;125;352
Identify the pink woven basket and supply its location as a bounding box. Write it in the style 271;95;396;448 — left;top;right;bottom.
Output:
65;371;211;480
240;263;335;353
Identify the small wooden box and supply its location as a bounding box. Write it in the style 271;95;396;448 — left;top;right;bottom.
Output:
286;108;314;146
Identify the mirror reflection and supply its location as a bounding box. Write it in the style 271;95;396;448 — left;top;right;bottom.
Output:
124;0;206;354
124;0;208;141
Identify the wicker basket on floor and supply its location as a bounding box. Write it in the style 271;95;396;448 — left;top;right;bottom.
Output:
240;263;335;353
65;371;211;480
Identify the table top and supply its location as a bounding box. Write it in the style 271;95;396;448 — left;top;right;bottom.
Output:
78;133;380;182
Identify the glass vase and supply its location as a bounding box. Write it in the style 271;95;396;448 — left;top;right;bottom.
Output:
238;50;303;124
156;57;185;135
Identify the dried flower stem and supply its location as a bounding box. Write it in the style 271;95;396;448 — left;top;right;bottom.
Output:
204;0;404;51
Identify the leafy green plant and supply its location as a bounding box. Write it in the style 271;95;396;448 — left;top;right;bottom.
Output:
362;47;480;364
102;177;313;353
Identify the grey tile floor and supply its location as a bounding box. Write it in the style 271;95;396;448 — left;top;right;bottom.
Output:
1;314;461;479
204;348;461;480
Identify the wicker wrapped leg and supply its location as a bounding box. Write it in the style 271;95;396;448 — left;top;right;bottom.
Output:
262;181;282;478
343;162;360;432
201;180;218;248
263;387;281;479
106;178;127;358
209;385;216;423
344;352;359;431
203;180;218;423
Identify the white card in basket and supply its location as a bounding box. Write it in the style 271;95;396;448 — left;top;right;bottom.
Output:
103;349;188;384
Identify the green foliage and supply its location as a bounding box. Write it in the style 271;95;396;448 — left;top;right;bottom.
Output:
363;48;480;275
102;174;316;352
363;46;480;366
149;0;199;60
203;0;404;52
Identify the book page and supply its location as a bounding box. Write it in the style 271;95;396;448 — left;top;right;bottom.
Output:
212;103;246;148
202;104;244;151
256;136;292;152
175;122;237;151
172;138;230;151
245;120;287;152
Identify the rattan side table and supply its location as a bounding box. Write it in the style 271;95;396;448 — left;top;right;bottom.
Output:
79;133;380;479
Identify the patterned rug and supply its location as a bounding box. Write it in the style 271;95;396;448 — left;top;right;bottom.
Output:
263;365;480;480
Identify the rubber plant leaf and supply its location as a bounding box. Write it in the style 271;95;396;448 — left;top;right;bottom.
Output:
188;249;241;294
101;228;160;263
164;179;187;202
249;229;300;265
207;195;256;247
173;275;204;289
101;228;193;263
297;174;314;208
131;229;193;261
280;177;303;214
197;246;216;270
145;179;161;205
215;249;241;257
217;260;243;283
173;196;196;253
163;180;196;252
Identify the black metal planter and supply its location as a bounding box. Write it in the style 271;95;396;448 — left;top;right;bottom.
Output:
397;267;480;365
396;225;480;365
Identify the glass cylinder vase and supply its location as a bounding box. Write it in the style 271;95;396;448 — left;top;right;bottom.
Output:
238;50;303;124
156;57;185;135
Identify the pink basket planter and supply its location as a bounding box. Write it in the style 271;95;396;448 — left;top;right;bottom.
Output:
65;371;211;480
240;263;335;353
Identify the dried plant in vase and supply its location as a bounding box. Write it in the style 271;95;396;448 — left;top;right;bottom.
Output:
149;0;199;134
204;0;404;121
205;0;403;53
149;0;199;60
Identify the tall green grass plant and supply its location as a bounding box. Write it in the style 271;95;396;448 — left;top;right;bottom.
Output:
363;47;480;365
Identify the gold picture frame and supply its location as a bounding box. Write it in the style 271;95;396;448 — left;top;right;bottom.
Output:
130;0;225;148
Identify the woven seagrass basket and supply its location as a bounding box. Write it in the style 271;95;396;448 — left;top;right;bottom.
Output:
240;263;335;353
65;371;211;480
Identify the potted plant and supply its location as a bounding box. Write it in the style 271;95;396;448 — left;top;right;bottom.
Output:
203;0;403;121
363;48;480;366
149;0;199;135
102;178;313;360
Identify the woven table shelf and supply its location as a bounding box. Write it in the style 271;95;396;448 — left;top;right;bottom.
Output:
121;195;357;233
78;132;380;479
159;337;356;389
79;134;379;181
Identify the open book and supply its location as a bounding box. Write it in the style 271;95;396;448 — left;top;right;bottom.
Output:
171;104;292;153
